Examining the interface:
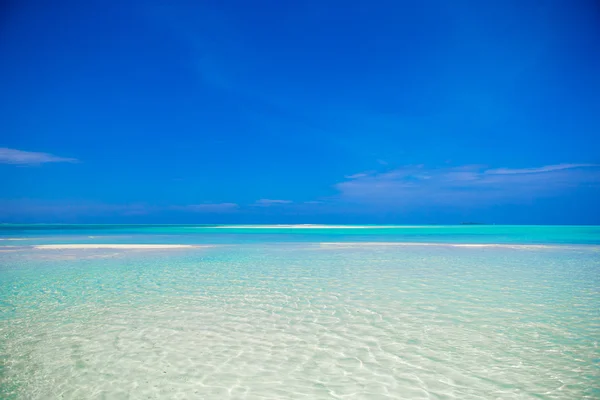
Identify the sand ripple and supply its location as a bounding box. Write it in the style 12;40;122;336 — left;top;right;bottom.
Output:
1;244;598;399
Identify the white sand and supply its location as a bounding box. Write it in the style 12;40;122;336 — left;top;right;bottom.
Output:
213;224;423;229
34;244;206;250
319;242;560;249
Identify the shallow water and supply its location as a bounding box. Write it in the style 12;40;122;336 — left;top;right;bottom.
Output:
1;227;599;399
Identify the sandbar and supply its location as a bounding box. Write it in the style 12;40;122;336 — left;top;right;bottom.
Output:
34;244;205;250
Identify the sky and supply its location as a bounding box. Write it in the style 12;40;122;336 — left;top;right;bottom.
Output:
1;0;599;224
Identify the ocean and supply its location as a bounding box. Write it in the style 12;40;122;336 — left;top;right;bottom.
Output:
1;225;599;399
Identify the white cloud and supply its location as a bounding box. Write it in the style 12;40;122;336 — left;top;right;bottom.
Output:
335;163;600;207
0;201;239;218
485;164;598;175
0;147;78;165
171;203;239;212
253;199;293;206
0;201;155;217
345;173;370;179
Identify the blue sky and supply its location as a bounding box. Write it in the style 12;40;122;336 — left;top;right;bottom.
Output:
1;0;599;224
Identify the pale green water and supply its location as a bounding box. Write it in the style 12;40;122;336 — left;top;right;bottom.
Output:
1;226;599;399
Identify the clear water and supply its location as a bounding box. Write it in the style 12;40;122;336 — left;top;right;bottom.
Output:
1;226;599;399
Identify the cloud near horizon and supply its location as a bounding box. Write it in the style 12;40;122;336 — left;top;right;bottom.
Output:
0;201;153;218
170;203;239;212
335;163;600;207
253;199;293;206
1;164;598;221
0;148;78;165
0;201;240;219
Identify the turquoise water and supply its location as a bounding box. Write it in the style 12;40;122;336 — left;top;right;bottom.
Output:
1;226;599;399
2;224;600;245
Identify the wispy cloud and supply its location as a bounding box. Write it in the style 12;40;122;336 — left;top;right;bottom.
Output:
171;203;239;213
345;172;374;179
335;164;600;207
0;201;239;219
253;199;293;207
485;164;598;175
0;201;154;218
0;148;78;165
